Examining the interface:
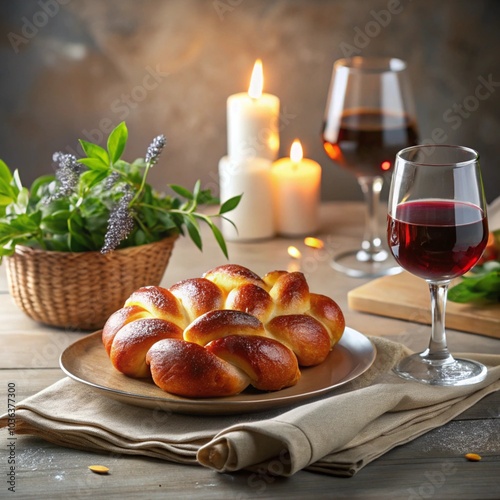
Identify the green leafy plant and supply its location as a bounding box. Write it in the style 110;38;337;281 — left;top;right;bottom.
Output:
448;261;500;303
0;122;241;262
448;229;500;304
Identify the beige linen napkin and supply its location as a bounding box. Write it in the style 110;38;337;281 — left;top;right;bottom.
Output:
1;336;500;477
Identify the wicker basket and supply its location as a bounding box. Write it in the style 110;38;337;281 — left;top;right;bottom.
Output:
5;235;177;331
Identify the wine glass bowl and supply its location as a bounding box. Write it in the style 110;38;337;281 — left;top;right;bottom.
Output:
388;144;489;386
322;57;419;278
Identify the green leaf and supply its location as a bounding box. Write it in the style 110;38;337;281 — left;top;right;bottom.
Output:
39;197;69;216
192;213;230;259
219;194;242;215
220;214;238;232
68;213;93;251
0;181;17;206
12;169;23;192
1;214;39;237
197;189;219;205
449;268;500;303
208;220;228;259
134;230;147;246
0;184;15;203
192;180;201;201
0;221;18;239
0;162;17;202
16;187;30;211
107;122;128;164
169;184;193;200
29;210;42;226
0;194;12;206
5;186;31;216
30;175;55;196
41;210;70;234
77;157;109;171
79;169;109;188
156;211;176;231
142;206;158;228
473;270;500;293
0;160;12;184
448;285;486;303
45;236;70;252
79;140;110;167
184;215;202;251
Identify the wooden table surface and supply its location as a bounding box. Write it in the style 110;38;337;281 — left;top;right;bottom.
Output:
1;202;499;500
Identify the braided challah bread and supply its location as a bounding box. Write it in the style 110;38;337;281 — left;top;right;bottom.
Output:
102;264;345;398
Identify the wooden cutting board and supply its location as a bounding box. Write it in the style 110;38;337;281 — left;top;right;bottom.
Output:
348;272;500;339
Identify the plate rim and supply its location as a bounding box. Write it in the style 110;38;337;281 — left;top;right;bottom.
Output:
60;327;376;413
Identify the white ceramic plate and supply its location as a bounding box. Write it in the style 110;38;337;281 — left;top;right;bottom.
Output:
60;327;376;415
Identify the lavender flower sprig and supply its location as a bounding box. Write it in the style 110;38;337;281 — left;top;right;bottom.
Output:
104;171;120;190
101;187;134;254
48;152;83;201
145;135;166;165
128;134;167;209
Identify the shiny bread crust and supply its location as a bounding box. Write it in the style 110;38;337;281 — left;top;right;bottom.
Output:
103;264;345;398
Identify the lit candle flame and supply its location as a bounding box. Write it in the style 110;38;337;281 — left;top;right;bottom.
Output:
290;139;303;163
248;59;263;99
304;237;324;249
287;246;302;259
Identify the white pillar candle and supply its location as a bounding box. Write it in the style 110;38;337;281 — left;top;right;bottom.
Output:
227;59;280;163
219;156;275;241
271;140;322;236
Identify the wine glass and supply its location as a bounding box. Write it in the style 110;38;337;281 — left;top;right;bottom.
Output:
388;144;489;386
322;57;419;278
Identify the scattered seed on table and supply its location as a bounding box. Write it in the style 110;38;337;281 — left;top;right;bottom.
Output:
88;465;110;474
464;453;482;462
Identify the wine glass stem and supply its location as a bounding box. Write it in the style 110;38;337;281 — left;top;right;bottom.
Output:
425;281;454;365
358;176;384;255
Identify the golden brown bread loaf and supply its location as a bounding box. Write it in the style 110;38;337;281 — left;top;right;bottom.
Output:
102;264;345;398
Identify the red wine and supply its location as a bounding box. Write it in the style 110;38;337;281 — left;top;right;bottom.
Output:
322;109;418;177
387;200;488;280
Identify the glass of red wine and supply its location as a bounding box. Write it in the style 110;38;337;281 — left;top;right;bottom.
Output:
388;144;489;385
322;57;419;278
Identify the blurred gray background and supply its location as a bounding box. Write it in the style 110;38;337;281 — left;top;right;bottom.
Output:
1;0;499;203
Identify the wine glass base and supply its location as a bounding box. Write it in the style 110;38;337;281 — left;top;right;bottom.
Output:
330;249;403;279
394;353;487;386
